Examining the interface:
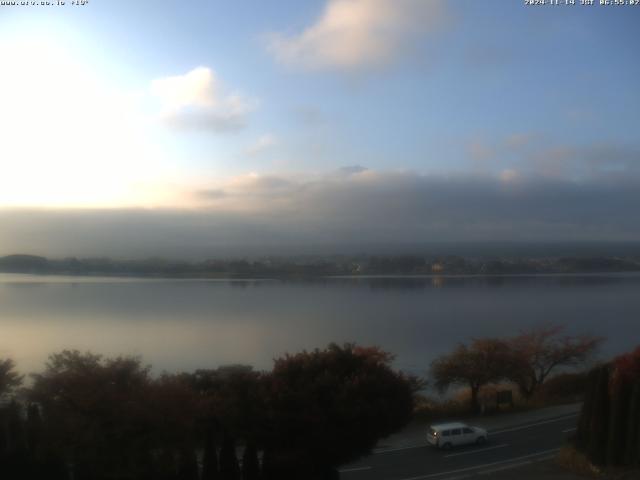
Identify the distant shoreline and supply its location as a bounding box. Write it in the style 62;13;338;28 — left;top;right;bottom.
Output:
2;253;640;281
2;269;640;283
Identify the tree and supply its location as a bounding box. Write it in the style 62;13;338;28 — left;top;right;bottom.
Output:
27;350;156;480
431;339;512;412
0;358;23;399
218;431;240;480
0;400;29;480
613;347;640;465
507;325;602;398
191;365;267;479
575;347;640;467
201;428;220;480
192;365;267;445
262;343;417;478
241;442;260;480
587;364;610;465
177;447;199;480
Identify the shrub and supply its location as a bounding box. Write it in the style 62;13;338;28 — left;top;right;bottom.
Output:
557;445;601;478
535;372;588;403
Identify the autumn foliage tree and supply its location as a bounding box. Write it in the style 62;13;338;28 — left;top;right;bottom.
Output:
1;344;419;479
28;351;159;480
431;339;513;412
262;343;418;479
430;326;601;411
0;358;23;399
507;325;602;399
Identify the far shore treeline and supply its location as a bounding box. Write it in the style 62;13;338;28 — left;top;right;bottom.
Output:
1;253;640;279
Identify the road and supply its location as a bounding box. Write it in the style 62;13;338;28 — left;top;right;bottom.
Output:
339;413;578;480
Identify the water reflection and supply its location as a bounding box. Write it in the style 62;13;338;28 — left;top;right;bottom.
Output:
1;273;639;377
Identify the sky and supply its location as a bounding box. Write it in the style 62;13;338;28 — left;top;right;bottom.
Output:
0;0;639;258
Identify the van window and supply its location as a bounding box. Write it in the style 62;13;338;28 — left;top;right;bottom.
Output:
442;430;450;437
463;428;473;434
451;429;462;435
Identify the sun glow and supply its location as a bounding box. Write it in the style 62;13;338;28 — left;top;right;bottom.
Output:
0;32;168;208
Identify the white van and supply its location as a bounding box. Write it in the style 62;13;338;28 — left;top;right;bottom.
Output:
427;422;488;449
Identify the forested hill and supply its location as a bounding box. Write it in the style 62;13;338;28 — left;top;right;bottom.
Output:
1;253;640;279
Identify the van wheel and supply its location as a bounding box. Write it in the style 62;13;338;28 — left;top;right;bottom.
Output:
441;442;452;450
476;436;487;445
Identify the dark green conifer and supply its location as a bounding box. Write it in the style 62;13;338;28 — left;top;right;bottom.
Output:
587;365;610;465
241;442;260;480
575;367;600;449
202;429;220;480
219;432;240;480
177;447;199;480
624;382;640;465
606;377;632;465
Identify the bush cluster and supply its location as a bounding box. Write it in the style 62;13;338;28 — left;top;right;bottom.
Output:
0;344;417;480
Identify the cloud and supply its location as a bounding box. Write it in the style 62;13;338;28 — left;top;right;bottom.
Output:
150;67;255;132
337;165;368;175
3;168;640;259
523;145;640;181
196;173;298;207
245;134;278;156
465;134;640;182
267;0;447;71
3;141;640;258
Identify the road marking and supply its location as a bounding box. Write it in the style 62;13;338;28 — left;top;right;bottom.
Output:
373;414;578;455
339;466;372;473
562;427;577;433
490;414;578;435
478;454;556;475
443;444;508;458
373;444;427;454
478;460;533;474
395;448;560;480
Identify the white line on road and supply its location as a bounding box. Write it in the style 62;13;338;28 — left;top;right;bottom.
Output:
478;454;556;475
478;460;533;474
395;448;560;480
562;427;577;433
338;466;372;473
371;414;578;456
490;414;578;435
373;444;427;454
443;444;508;458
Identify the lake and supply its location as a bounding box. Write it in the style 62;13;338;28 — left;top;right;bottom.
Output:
1;273;639;377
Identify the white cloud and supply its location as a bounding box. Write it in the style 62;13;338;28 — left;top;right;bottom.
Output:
245;134;278;156
150;66;255;132
267;0;447;71
5;167;640;259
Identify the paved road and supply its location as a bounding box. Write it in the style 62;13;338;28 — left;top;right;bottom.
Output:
339;413;578;480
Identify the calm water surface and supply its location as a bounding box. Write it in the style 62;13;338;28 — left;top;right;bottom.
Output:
1;273;639;376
